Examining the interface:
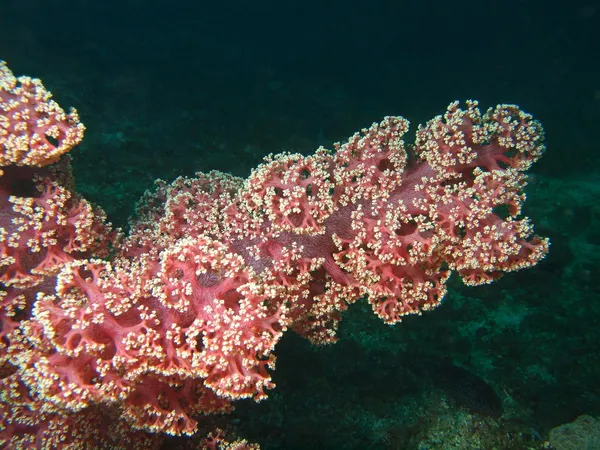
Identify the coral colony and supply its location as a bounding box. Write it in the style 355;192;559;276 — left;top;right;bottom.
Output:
0;60;548;448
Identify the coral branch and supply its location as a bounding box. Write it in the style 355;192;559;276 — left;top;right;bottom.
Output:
0;61;549;448
0;61;84;170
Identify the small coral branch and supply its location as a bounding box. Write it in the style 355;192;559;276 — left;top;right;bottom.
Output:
0;61;84;170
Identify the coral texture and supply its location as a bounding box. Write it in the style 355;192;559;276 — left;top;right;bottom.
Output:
0;61;549;447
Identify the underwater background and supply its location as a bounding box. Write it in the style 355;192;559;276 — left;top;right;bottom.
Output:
1;0;599;448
